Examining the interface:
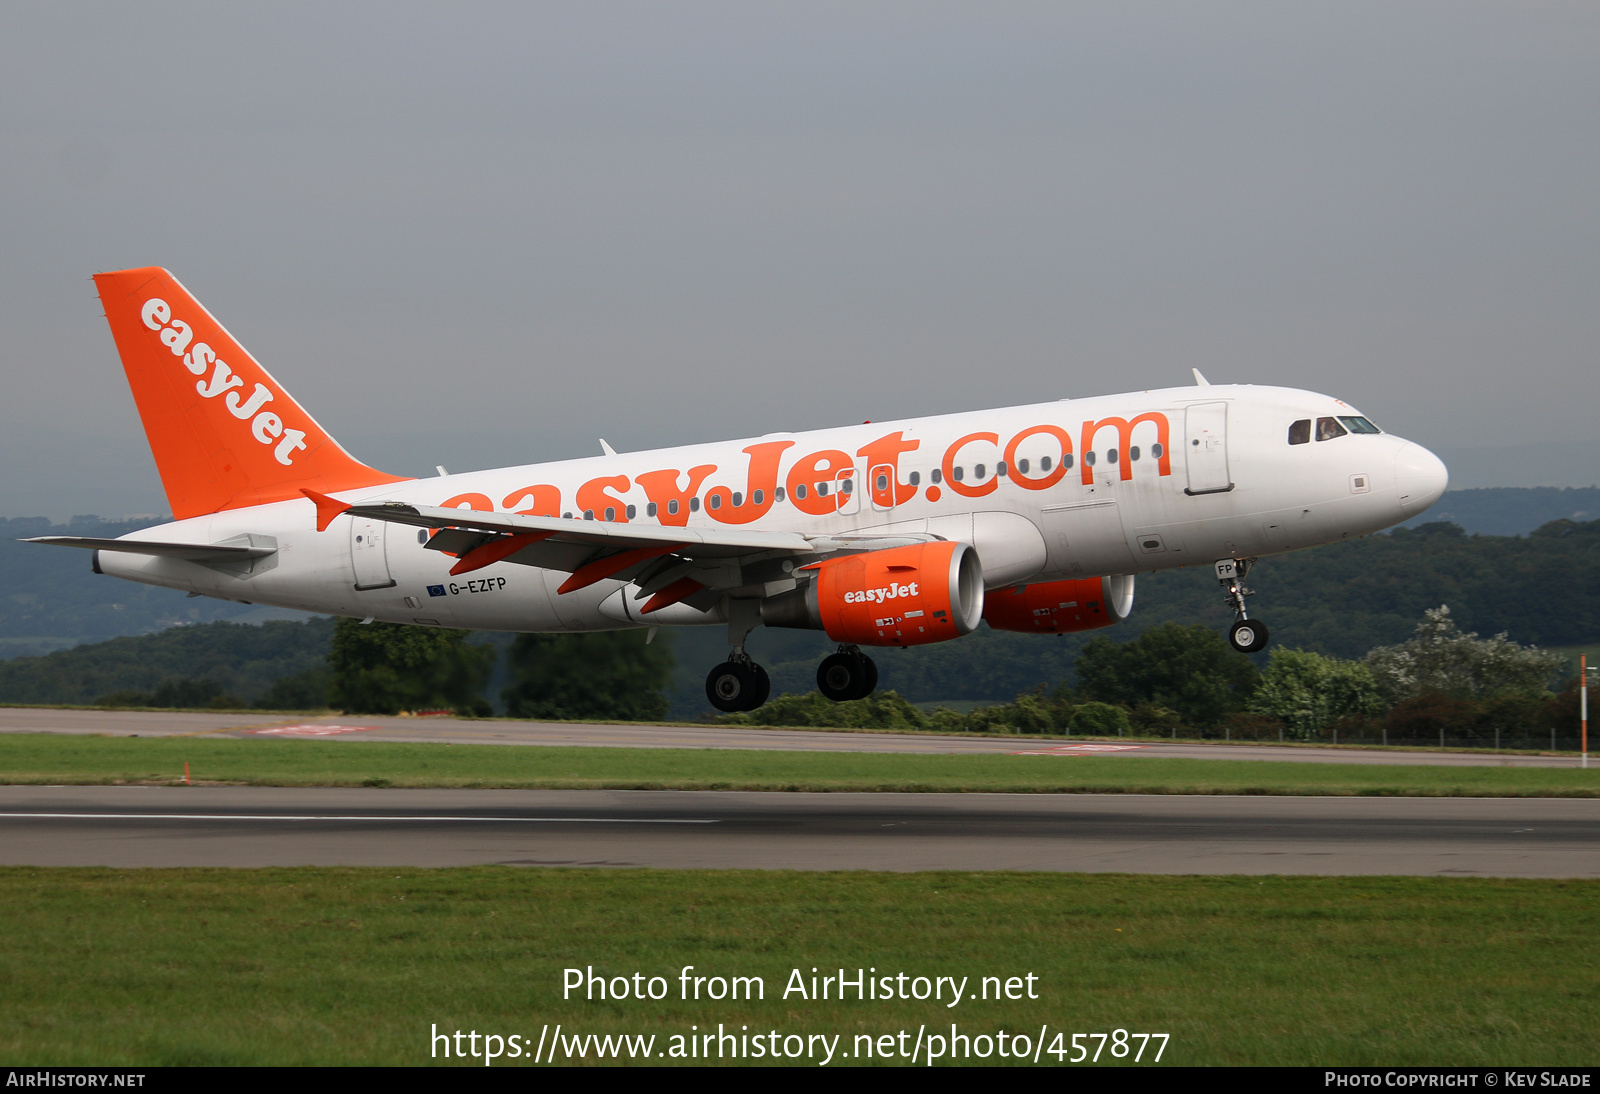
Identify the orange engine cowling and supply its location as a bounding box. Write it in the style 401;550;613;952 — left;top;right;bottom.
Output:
761;541;985;647
982;575;1135;634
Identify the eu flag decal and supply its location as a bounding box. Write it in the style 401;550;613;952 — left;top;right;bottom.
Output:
427;584;447;598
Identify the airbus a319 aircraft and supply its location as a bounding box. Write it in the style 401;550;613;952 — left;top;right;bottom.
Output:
32;268;1449;712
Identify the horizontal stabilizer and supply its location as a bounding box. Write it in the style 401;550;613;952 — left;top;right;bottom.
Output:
23;536;276;562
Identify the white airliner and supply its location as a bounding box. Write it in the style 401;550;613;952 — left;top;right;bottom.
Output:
31;268;1448;712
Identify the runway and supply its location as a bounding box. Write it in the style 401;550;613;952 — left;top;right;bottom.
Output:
2;786;1595;876
0;707;1584;767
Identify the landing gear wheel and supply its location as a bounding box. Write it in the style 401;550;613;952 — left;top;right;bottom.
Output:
1228;618;1269;654
858;655;878;699
750;662;771;709
706;660;763;713
817;650;878;702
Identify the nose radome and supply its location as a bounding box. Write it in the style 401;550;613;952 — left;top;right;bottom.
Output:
1394;442;1449;514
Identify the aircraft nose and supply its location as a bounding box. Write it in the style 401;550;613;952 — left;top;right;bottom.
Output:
1394;442;1448;514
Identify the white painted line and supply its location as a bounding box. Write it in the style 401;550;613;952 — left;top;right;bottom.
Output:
245;725;379;736
0;813;717;824
1011;743;1148;755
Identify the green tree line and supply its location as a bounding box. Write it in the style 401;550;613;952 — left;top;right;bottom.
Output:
0;518;1594;725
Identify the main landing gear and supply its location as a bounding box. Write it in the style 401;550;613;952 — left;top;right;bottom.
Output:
703;602;880;713
705;654;771;714
817;645;878;702
1217;557;1270;654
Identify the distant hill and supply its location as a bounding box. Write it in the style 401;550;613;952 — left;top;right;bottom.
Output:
0;617;334;706
0;515;305;659
1398;487;1600;537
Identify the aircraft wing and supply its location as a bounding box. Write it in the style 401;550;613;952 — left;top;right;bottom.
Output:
338;499;935;609
344;501;816;558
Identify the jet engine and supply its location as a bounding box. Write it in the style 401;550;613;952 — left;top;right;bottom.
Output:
981;574;1135;634
762;541;984;646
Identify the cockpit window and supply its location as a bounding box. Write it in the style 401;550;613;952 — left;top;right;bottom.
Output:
1316;417;1348;441
1338;415;1382;434
1288;419;1311;445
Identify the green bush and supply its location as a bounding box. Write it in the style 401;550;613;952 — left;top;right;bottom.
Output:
1251;648;1384;740
253;667;332;710
95;676;246;709
1068;700;1131;736
1076;622;1260;726
718;689;927;729
329;620;494;716
502;630;674;721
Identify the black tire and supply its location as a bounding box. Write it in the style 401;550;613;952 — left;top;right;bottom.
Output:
1228;619;1269;654
817;652;862;702
853;654;879;700
706;661;758;712
750;663;771;709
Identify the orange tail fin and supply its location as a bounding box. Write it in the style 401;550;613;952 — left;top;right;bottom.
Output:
93;267;407;520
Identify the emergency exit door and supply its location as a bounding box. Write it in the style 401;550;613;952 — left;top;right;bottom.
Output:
350;517;396;590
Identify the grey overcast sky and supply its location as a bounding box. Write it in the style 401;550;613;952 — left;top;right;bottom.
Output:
2;2;1596;519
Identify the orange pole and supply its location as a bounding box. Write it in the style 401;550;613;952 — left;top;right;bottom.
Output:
1582;655;1588;770
184;761;191;786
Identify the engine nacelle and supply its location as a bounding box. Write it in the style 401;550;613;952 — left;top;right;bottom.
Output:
762;541;984;646
981;574;1135;634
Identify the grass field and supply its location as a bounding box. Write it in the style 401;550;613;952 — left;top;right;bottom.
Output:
0;733;1596;796
0;867;1593;1066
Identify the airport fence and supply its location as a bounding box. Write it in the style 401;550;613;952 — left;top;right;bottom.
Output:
1121;722;1587;752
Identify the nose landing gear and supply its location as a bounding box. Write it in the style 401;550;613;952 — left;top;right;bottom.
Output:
817;645;878;702
1217;557;1269;654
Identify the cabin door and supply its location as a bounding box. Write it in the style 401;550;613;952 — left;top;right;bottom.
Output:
1184;401;1234;495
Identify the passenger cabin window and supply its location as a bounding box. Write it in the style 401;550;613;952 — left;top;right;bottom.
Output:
908;471;920;486
1039;456;1051;472
1338;415;1382;434
1316;417;1347;441
1288;419;1311;445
